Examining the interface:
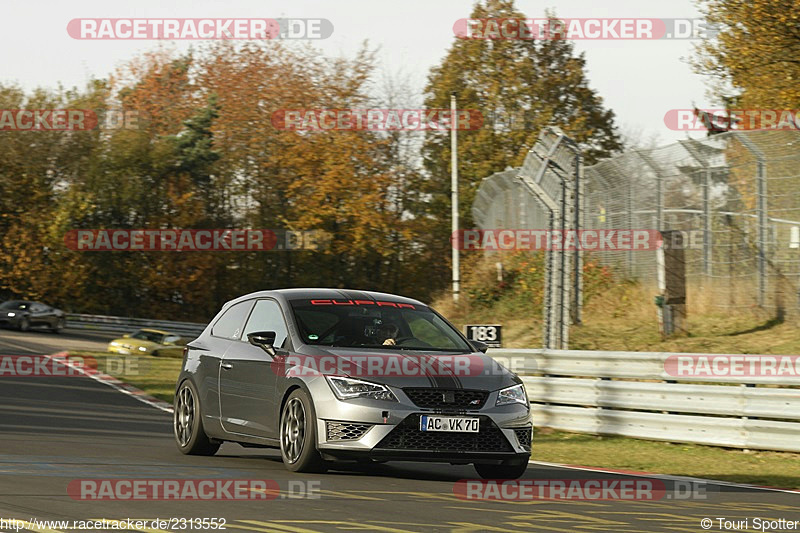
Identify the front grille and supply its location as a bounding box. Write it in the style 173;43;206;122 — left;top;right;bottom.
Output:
376;414;512;452
513;427;532;450
326;421;373;441
403;388;488;409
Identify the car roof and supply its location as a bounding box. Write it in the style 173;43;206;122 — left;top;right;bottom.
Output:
137;328;171;335
225;288;426;308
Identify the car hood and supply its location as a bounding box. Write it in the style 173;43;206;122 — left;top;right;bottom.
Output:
110;338;159;349
286;345;519;391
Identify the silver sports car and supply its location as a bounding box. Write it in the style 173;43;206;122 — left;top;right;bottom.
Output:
173;288;532;478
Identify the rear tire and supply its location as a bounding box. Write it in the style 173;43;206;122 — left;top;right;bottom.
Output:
280;389;327;473
474;460;528;479
174;380;220;456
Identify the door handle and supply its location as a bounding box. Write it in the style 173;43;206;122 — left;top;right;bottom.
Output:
221;363;233;370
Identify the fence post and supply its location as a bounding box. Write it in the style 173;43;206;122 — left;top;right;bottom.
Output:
736;133;768;307
756;159;768;307
703;169;712;277
572;152;583;325
627;175;634;277
516;127;581;349
679;139;714;280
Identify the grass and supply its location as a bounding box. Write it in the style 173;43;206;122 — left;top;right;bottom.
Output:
69;351;183;404
438;280;800;354
535;429;800;489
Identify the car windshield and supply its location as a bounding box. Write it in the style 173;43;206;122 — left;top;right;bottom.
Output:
129;330;165;343
290;299;471;351
0;301;30;310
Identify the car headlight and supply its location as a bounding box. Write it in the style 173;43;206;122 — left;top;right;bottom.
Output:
7;312;15;317
138;346;148;352
325;376;397;402
496;383;528;406
109;341;120;347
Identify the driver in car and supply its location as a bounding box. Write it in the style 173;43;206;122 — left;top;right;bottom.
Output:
377;323;400;345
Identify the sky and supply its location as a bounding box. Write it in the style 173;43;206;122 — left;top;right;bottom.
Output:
3;0;715;145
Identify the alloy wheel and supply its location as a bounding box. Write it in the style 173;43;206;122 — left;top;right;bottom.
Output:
281;397;306;463
175;385;195;447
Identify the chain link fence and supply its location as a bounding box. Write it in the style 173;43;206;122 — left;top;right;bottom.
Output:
585;130;800;314
473;127;582;348
473;129;800;346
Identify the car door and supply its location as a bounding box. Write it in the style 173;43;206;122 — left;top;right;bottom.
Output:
190;300;254;426
29;303;50;327
219;298;289;440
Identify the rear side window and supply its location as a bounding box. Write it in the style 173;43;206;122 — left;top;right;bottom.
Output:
211;301;253;340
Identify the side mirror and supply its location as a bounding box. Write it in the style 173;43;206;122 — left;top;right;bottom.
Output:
469;340;488;353
122;333;131;338
248;331;277;356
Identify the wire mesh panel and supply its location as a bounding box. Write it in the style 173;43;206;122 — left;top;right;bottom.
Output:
584;130;800;315
474;129;800;324
473;127;582;349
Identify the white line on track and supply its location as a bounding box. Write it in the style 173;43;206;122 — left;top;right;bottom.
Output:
44;352;174;414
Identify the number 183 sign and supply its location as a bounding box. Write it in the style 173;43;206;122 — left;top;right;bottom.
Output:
465;324;502;348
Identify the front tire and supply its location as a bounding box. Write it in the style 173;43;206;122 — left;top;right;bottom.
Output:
280;389;327;473
18;317;30;332
474;460;529;479
174;380;220;456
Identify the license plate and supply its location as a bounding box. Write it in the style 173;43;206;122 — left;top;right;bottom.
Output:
420;415;480;433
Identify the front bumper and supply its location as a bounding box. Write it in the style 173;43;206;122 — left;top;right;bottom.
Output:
307;378;532;464
108;345;133;355
108;344;151;355
0;317;21;327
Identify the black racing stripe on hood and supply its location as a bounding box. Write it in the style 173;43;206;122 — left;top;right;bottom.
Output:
415;352;461;389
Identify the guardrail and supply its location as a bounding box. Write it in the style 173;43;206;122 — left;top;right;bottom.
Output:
66;313;207;338
55;317;800;453
489;348;800;453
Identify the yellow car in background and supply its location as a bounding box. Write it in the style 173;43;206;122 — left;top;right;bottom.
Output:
107;328;187;357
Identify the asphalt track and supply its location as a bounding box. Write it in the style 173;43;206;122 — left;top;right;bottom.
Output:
1;328;799;532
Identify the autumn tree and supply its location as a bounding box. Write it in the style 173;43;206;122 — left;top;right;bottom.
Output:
417;0;622;289
694;0;800;108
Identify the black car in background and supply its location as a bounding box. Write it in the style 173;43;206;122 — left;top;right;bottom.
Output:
0;300;66;333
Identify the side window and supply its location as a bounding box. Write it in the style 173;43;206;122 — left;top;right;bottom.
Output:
211;301;253;340
243;299;289;349
408;316;456;348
